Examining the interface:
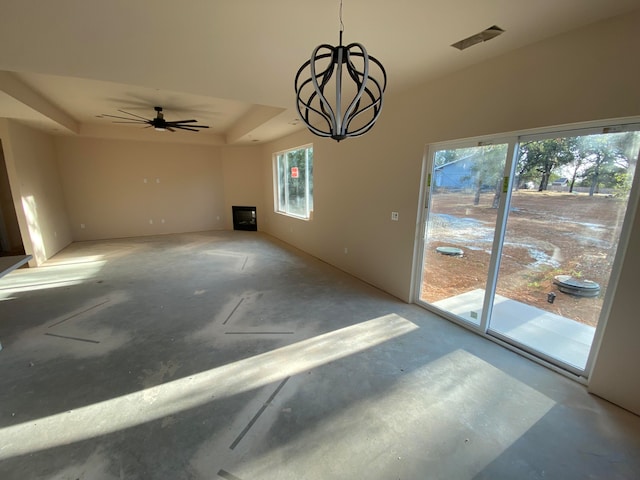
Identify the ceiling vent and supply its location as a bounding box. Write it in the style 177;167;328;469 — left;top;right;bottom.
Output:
451;25;505;51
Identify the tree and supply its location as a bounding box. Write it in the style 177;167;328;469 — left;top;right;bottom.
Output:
434;149;460;167
559;137;583;193
514;156;536;190
576;133;634;196
518;139;574;191
465;144;507;207
566;157;584;193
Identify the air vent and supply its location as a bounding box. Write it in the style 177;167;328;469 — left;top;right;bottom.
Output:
451;25;505;51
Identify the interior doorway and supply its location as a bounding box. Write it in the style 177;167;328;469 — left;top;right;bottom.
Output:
415;121;640;376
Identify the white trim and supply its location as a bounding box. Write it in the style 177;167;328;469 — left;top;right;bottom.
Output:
480;139;519;332
409;149;432;304
272;144;314;220
427;116;640;149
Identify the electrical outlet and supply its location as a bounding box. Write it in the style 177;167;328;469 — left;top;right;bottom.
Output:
149;219;153;224
80;223;85;229
391;211;399;221
344;247;348;254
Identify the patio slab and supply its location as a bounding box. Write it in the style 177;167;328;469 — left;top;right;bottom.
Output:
433;289;595;369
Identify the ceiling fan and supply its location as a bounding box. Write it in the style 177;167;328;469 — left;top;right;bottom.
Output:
99;106;210;132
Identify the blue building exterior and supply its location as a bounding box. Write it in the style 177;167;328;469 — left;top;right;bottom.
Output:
434;155;477;189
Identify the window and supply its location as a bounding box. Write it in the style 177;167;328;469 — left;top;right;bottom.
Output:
274;145;313;219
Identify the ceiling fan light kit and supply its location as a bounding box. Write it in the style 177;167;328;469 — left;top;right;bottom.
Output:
100;106;210;133
294;0;386;142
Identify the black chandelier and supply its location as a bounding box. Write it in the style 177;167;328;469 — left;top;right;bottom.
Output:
294;2;387;142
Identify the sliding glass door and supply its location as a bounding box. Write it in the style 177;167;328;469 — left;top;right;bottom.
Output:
489;129;640;372
418;141;512;327
416;122;640;375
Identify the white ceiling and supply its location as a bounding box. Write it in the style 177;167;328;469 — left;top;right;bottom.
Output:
1;0;639;145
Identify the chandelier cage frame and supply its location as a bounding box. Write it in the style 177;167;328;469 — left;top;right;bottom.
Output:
294;23;387;142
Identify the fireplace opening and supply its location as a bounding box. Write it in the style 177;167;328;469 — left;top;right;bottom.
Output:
232;206;257;231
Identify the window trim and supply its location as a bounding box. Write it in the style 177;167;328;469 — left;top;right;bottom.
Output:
273;144;314;220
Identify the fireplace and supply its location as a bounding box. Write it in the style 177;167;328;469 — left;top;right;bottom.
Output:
232;206;257;231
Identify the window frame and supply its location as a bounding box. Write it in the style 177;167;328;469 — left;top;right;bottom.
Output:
412;118;640;381
273;144;314;220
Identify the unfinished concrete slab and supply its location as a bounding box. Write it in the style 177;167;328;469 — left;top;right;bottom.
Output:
0;232;638;479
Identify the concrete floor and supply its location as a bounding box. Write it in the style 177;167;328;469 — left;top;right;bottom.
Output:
0;231;638;479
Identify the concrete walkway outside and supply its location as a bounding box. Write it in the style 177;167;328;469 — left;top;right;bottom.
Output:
433;288;595;369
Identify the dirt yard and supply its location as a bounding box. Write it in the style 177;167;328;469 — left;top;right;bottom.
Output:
420;190;628;327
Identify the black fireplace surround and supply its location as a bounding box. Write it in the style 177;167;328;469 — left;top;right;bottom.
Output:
232;206;257;231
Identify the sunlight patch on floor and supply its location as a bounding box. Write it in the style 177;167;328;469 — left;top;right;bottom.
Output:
0;313;418;460
0;259;106;300
230;349;556;480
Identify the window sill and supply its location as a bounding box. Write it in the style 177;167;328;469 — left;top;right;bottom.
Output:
276;211;313;221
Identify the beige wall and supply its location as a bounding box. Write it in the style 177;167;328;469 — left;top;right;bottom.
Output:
55;137;225;241
262;12;640;412
221;146;264;230
264;11;640;301
262;130;417;301
0;119;72;265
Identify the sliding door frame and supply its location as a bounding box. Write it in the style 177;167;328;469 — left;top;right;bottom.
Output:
412;117;640;381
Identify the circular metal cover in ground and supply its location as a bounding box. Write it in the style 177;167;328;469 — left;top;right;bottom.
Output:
436;246;463;256
553;275;600;297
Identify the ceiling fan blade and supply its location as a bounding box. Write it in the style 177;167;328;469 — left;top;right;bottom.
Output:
100;114;148;122
117;109;151;121
101;107;208;133
172;125;201;132
169;123;209;129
